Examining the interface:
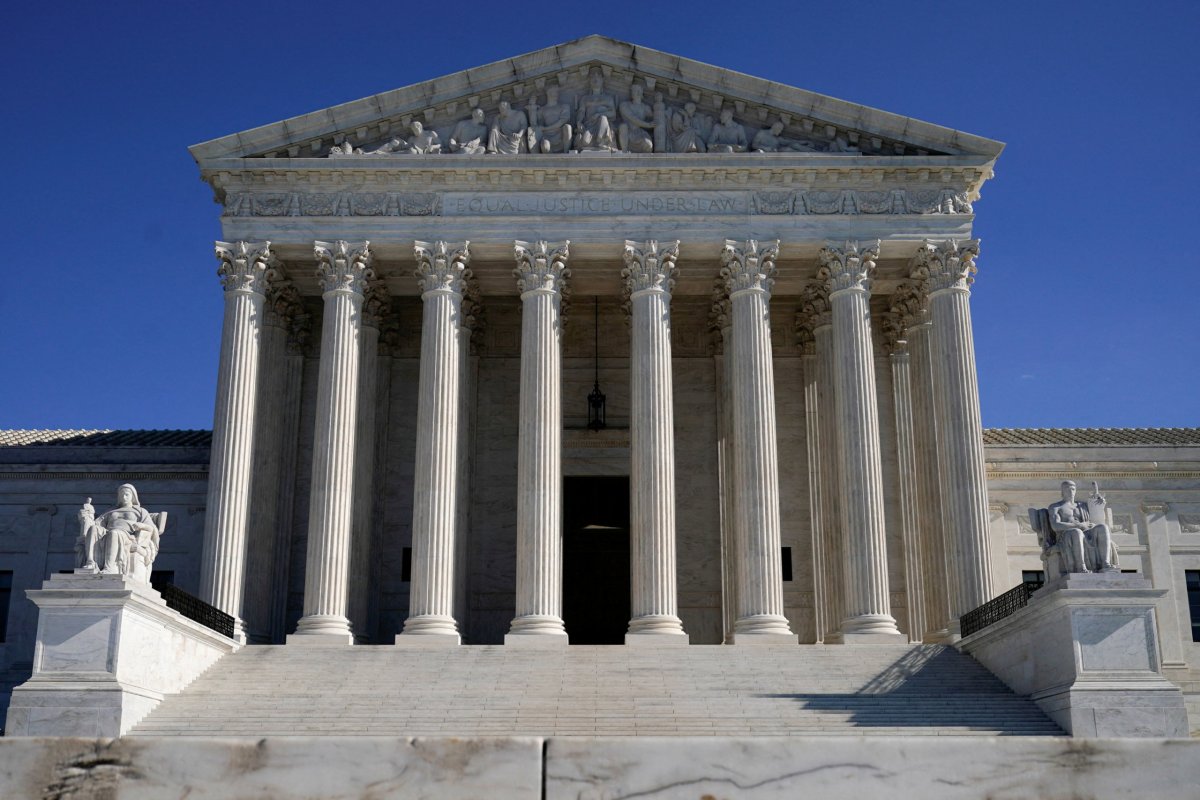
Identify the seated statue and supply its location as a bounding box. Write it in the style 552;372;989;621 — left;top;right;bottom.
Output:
617;83;655;153
396;120;441;154
487;100;529;155
574;68;619;152
670;102;708;153
707;107;747;153
1030;480;1119;578
530;86;572;153
752;121;816;153
76;484;166;582
447;108;488;154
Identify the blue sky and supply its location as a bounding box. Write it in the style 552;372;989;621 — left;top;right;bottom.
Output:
2;1;1197;430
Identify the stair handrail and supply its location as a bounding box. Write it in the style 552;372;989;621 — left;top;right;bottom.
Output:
155;582;236;639
959;581;1043;638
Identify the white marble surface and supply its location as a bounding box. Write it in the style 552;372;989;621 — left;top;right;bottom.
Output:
544;736;1200;799
0;737;541;799
959;577;1188;737
6;574;236;736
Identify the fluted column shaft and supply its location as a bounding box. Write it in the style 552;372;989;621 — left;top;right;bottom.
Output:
714;319;738;643
907;315;953;641
721;240;796;643
200;241;275;644
623;240;687;643
507;240;570;645
348;285;386;643
268;316;308;643
800;349;826;642
291;240;372;645
401;241;470;644
886;338;927;643
919;240;994;627
814;322;845;641
821;241;902;641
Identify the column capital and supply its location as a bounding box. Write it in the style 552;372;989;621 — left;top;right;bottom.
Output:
794;281;832;355
707;278;731;354
879;311;909;357
913;239;980;294
461;277;485;347
361;279;392;329
622;240;679;298
215;240;276;296
818;240;880;295
315;240;373;296
286;306;314;356
414;240;471;296
720;239;778;296
890;280;931;331
514;240;570;295
264;281;303;329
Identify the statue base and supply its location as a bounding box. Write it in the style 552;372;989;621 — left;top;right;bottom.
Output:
4;574;238;737
958;572;1188;737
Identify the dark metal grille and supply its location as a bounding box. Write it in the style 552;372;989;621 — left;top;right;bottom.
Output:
157;582;236;639
960;581;1042;638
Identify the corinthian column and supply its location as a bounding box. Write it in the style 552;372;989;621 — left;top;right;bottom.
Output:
720;239;796;644
622;240;688;645
892;281;953;642
881;313;927;643
915;240;994;631
797;282;841;642
348;280;388;642
290;240;372;645
710;284;737;643
506;240;570;646
819;241;903;642
400;241;471;646
200;240;275;644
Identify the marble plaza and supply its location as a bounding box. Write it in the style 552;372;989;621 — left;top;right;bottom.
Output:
1;33;1199;795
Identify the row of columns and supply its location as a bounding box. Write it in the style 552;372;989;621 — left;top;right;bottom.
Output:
797;239;994;643
200;235;992;646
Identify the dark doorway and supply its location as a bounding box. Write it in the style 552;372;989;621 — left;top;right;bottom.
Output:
563;476;630;644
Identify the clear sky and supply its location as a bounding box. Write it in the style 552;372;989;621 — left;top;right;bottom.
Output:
2;1;1197;430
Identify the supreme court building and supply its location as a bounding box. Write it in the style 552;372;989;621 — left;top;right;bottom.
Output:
3;38;1199;727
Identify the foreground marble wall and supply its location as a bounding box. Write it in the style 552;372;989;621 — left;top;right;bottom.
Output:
0;736;1195;798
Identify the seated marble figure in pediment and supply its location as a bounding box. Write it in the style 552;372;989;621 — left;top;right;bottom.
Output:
323;67;886;159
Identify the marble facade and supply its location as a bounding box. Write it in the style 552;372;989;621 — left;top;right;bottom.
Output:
3;37;1200;734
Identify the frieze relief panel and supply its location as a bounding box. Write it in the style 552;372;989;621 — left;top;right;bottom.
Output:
264;64;940;160
222;187;969;218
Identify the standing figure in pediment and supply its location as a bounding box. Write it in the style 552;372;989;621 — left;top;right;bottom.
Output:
670;102;708;153
488;100;530;155
530;85;573;153
574;68;619;152
448;108;489;154
752;121;815;153
707;107;748;153
618;83;656;153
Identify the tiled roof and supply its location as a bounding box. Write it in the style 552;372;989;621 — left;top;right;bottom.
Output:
982;428;1200;447
0;430;212;447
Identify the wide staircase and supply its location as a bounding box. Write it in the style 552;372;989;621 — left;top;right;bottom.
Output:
130;644;1062;737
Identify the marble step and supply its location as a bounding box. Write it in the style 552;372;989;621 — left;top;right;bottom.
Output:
131;644;1063;737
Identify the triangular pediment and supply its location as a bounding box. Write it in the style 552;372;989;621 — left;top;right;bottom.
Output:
190;35;1002;164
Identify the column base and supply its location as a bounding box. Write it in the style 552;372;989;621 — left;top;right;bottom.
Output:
395;632;461;647
626;614;687;637
730;632;799;645
733;613;795;638
400;614;460;639
505;632;569;648
923;628;954;644
289;614;355;645
625;632;690;647
507;614;567;637
841;614;903;638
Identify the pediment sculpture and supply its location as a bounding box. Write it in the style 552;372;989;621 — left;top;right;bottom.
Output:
76;484;166;583
326;67;863;158
1029;480;1120;578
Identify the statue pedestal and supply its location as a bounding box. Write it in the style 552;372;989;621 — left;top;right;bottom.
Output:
4;573;238;737
958;573;1188;737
